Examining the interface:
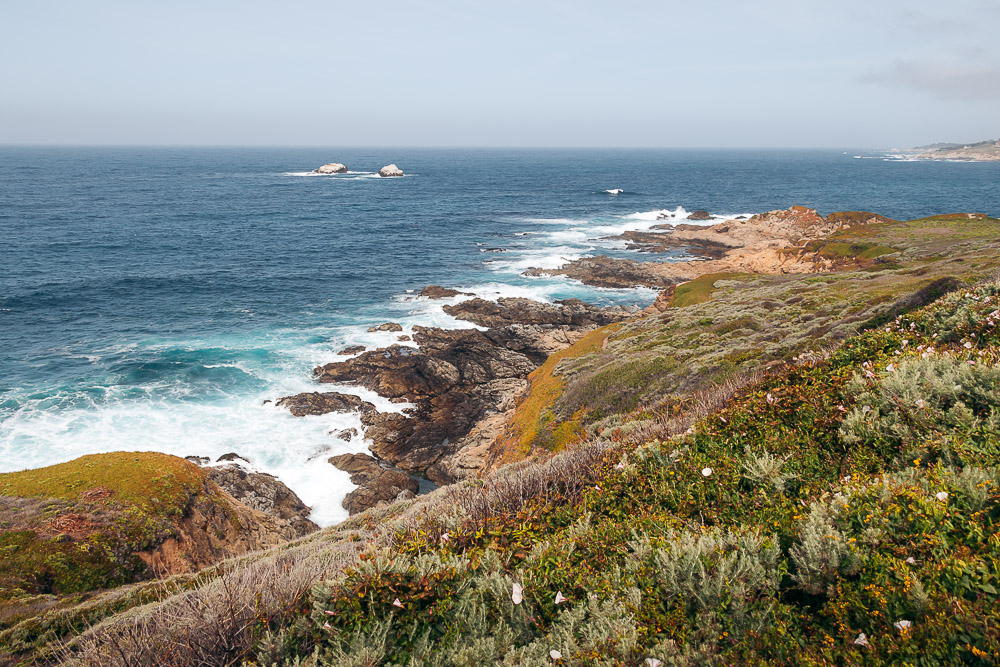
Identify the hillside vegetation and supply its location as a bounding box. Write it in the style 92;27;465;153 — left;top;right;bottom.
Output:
8;212;1000;666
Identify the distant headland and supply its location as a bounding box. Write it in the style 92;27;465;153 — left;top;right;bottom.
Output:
900;138;1000;161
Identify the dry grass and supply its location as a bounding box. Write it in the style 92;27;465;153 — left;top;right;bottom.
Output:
54;438;619;666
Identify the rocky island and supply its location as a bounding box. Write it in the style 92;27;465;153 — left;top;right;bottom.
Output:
312;162;348;174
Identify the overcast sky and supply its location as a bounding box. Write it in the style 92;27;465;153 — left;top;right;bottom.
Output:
2;0;997;147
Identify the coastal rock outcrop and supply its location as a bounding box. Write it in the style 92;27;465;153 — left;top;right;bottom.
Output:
687;210;714;220
313;163;348;174
204;462;318;538
338;345;366;355
524;256;678;289
443;297;636;328
312;299;632;484
533;206;895;289
379;164;404;177
420;285;471;299
329;452;419;514
276;391;376;417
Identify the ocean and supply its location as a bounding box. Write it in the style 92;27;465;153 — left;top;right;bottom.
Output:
2;147;998;524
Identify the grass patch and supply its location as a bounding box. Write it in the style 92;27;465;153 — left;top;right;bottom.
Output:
669;272;753;308
0;452;206;514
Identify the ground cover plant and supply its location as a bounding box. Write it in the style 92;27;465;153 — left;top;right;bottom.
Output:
20;212;1000;665
235;280;1000;665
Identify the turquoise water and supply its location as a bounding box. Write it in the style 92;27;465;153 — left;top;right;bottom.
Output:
2;147;998;523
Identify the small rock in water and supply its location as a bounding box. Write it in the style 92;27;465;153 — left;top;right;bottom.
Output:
217;452;251;464
338;344;366;355
312;163;348;174
687;210;714;220
419;285;470;299
333;428;359;441
367;322;403;333
378;164;404;177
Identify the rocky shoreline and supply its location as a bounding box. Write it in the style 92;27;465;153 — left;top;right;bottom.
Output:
274;297;636;514
264;205;896;517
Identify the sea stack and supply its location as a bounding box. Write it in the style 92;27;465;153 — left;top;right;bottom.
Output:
379;164;404;177
313;163;348;174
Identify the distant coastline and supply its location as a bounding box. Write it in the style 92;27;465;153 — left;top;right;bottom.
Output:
894;138;1000;162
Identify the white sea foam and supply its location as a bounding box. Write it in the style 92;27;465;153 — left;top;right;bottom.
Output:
0;199;746;529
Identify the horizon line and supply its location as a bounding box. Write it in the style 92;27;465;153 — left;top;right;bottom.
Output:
0;144;891;151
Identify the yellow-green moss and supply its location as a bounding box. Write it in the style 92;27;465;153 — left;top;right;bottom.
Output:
493;324;620;462
0;452;206;514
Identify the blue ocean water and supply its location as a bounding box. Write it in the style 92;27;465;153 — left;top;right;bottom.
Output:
2;147;998;523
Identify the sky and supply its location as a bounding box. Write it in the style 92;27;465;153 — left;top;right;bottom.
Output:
1;0;997;147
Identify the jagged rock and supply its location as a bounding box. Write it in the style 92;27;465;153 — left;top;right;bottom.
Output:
687;210;714;220
333;427;359;441
367;322;403;333
315;324;570;474
642;285;677;315
275;391;376;417
420;285;470;299
338;345;366;355
329;453;419;514
185;456;210;465
398;335;412;341
524;256;677;289
217;453;250;464
378;164;404;177
442;297;635;328
313;163;348;174
204;463;318;539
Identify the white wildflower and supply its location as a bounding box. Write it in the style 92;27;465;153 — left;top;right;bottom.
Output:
441;532;450;543
766;393;776;404
550;649;563;661
914;399;926;409
886;363;895;372
894;620;912;631
854;633;869;647
323;621;332;630
555;591;567;604
964;341;973;349
702;467;713;477
905;557;916;565
393;598;403;608
935;491;949;502
646;659;663;667
954;385;963;392
512;583;523;605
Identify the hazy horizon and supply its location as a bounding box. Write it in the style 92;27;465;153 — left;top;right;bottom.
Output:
2;0;997;148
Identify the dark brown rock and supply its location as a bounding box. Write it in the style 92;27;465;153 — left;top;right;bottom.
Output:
419;285;471;299
328;453;420;515
524;255;677;289
397;335;412;341
333;428;358;441
442;297;634;328
338;345;366;355
275;391;376;417
687;210;714;220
